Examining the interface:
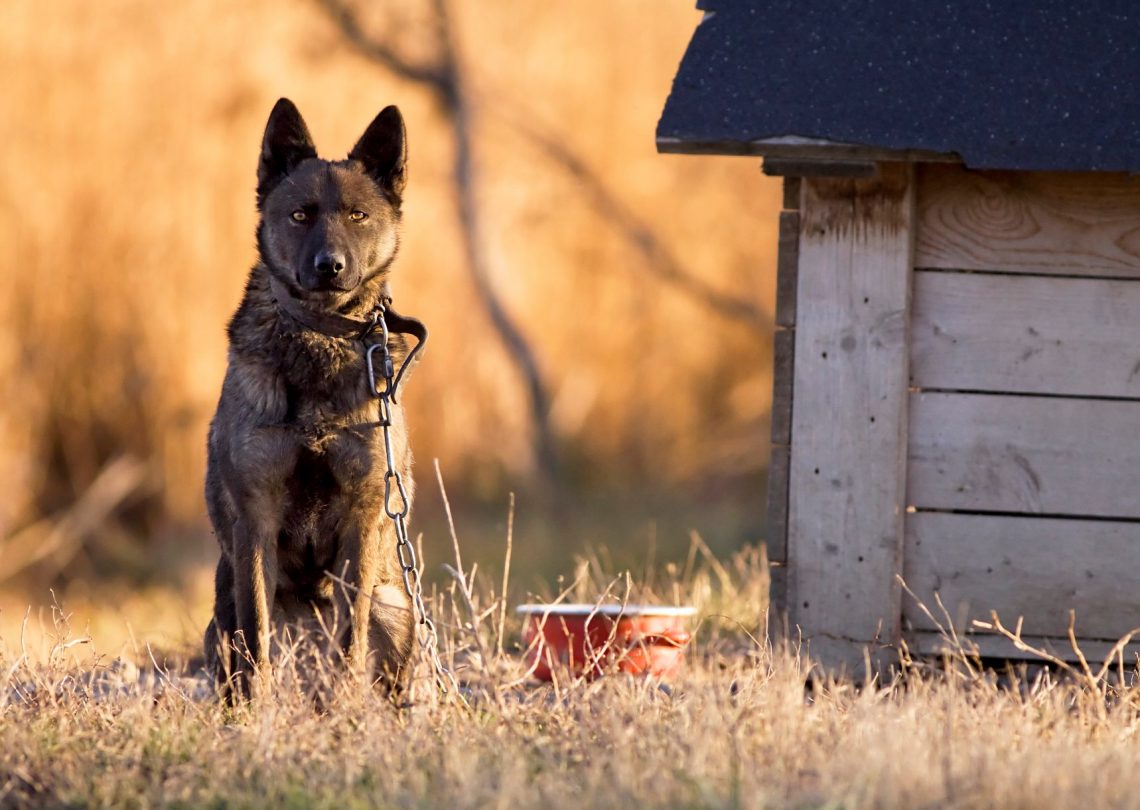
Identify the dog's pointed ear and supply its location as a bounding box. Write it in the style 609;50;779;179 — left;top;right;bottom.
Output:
257;98;317;206
349;105;407;205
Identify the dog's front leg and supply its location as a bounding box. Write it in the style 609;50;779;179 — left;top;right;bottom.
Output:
222;427;292;701
232;514;279;698
333;518;381;680
205;555;237;693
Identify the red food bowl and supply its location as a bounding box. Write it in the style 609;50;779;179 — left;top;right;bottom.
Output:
517;603;697;681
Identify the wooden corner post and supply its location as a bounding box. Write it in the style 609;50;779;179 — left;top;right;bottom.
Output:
786;163;916;670
766;177;799;620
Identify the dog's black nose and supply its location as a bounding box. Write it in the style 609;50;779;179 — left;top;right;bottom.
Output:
314;251;346;277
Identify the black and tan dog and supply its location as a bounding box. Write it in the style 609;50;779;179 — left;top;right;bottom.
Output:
204;98;421;700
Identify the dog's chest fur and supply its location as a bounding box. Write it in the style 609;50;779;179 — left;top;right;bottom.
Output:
277;330;380;443
228;276;409;436
223;286;411;590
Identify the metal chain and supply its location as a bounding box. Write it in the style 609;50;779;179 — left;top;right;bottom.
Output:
364;306;460;700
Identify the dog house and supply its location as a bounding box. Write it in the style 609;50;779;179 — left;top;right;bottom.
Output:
659;1;1140;668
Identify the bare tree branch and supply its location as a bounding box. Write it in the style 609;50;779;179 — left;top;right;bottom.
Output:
497;109;772;333
315;0;560;479
434;1;559;476
316;0;449;88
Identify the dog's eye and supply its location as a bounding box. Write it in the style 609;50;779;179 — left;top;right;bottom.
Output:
291;210;307;222
349;210;368;222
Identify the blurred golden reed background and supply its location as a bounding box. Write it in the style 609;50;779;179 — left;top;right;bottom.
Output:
0;0;780;607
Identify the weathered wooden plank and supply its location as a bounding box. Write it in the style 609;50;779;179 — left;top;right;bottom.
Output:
906;630;1140;667
782;176;801;211
908;392;1140;518
912;270;1140;398
787;163;915;650
775;211;800;327
657;136;958;164
770;329;794;445
764;158;877;178
766;443;789;563
902;512;1140;640
915;163;1140;278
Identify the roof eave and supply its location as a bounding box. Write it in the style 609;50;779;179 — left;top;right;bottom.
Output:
656;134;961;164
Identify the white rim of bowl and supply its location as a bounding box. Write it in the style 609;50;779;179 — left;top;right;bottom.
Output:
515;603;697;618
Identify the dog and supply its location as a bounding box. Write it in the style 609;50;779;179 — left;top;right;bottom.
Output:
203;98;421;700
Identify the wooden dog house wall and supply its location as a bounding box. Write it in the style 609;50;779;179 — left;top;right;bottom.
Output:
657;0;1140;668
771;164;1140;667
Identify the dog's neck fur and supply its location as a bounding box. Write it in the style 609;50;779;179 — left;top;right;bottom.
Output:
228;263;401;365
267;276;390;339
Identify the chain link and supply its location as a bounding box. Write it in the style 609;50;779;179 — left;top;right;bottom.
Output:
366;305;460;700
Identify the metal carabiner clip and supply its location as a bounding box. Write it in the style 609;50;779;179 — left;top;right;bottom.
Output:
365;342;395;399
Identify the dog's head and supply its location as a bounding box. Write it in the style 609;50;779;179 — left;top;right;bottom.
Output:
256;98;407;301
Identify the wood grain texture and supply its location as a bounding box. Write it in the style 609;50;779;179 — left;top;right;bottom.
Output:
911;270;1140;397
908;392;1140;518
903;512;1140;640
787;164;915;647
915;164;1140;277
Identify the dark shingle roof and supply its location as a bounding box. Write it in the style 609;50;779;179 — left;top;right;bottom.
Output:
657;0;1140;171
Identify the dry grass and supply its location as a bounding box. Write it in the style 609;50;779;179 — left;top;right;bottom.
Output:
5;533;1140;810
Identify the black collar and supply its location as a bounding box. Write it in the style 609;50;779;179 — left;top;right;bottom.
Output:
268;277;426;346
